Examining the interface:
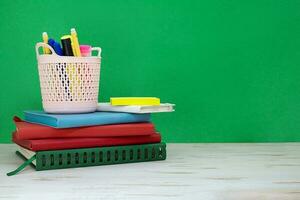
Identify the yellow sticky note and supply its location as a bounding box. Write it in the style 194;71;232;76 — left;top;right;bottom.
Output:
110;97;160;106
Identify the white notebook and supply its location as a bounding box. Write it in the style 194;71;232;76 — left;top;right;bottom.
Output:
97;103;175;113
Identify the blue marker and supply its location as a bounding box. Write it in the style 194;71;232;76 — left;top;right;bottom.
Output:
48;39;63;56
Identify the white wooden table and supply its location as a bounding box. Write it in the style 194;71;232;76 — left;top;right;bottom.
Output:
1;143;300;200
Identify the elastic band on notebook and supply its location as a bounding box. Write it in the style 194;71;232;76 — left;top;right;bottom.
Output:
7;152;36;176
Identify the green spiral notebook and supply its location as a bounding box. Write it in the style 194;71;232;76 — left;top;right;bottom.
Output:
7;143;167;176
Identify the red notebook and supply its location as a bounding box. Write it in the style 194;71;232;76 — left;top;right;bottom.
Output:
13;132;161;151
13;116;156;140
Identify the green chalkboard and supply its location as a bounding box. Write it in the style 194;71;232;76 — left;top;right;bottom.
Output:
1;0;300;143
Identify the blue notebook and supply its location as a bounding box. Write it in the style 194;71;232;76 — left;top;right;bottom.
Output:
24;111;151;128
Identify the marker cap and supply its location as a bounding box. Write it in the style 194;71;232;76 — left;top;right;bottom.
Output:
80;45;92;57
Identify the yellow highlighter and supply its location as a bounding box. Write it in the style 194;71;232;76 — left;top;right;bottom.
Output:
42;32;50;54
70;28;81;57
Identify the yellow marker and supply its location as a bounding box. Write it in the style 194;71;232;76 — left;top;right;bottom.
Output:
70;28;81;57
42;32;50;54
110;97;161;106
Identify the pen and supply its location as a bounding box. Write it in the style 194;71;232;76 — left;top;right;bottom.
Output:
48;39;63;56
42;32;50;54
70;28;81;57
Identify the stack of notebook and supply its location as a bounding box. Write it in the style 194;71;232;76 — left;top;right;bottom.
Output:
8;97;174;176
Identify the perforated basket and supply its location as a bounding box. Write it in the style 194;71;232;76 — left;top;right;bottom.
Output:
35;43;102;113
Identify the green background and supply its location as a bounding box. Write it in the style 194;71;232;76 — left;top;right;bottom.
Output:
1;0;300;143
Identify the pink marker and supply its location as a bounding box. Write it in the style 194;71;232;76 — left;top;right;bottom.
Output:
80;45;92;57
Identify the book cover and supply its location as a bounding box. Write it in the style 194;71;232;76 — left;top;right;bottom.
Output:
97;103;175;113
24;111;151;128
14;116;155;140
13;132;161;151
7;143;167;176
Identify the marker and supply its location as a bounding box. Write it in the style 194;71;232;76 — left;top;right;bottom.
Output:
48;39;63;56
61;35;74;56
61;35;75;100
42;32;50;54
80;45;92;57
70;28;81;57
